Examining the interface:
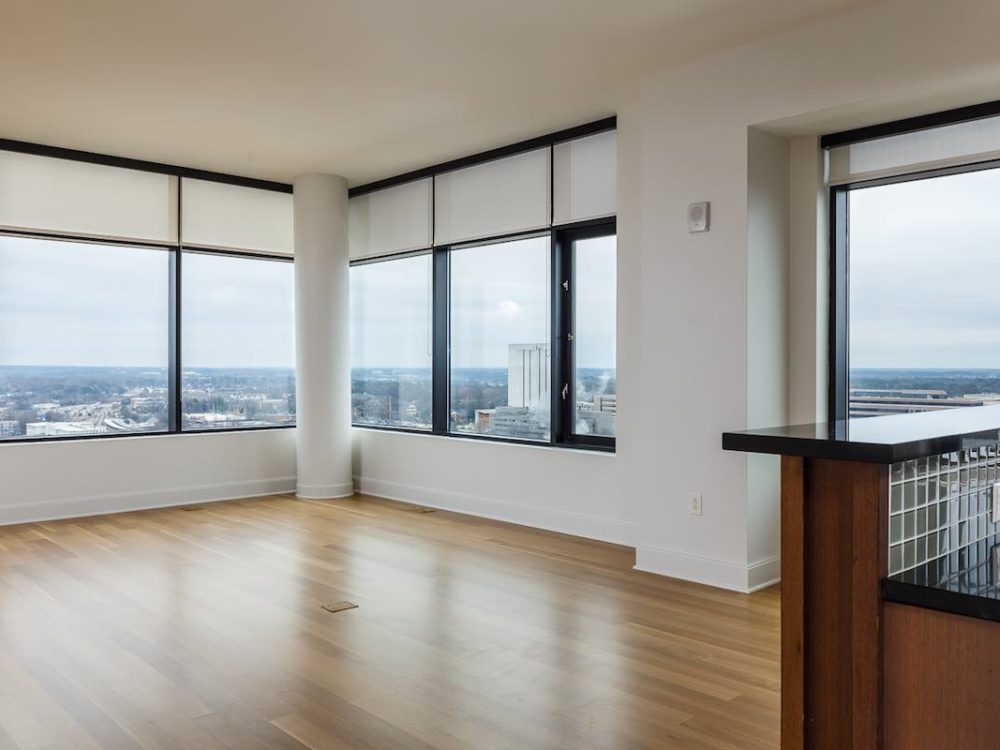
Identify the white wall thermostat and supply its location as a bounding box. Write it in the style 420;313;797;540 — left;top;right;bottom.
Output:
688;201;710;233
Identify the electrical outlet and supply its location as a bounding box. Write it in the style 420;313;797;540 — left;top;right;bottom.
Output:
689;492;703;516
993;483;1000;524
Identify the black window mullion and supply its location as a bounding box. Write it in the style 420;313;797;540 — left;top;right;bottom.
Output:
432;247;450;434
168;247;181;432
828;186;849;423
551;232;571;445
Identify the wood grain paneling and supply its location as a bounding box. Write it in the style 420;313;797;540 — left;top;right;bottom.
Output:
782;458;888;750
884;602;1000;750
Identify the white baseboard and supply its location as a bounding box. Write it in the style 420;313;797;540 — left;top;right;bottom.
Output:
295;481;355;500
0;476;297;526
355;476;638;547
746;555;780;592
634;545;780;593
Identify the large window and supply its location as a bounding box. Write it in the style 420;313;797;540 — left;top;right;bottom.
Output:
0;236;170;439
348;223;617;450
449;235;551;441
350;253;432;429
181;252;296;430
829;104;1000;421
0;145;296;442
346;120;617;451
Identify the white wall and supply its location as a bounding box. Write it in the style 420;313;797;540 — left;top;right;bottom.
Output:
0;430;295;524
630;0;1000;591
787;136;827;426
354;0;1000;591
745;128;789;586
353;105;644;547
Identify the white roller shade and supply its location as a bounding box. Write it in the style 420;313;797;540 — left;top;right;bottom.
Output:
0;151;176;242
181;178;293;255
829;116;1000;185
349;178;432;259
434;148;550;245
552;130;617;224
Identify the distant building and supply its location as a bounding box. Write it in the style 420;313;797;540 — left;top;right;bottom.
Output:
508;344;550;409
25;421;108;437
490;406;548;440
849;388;984;419
0;420;19;437
593;394;617;414
575;393;617;436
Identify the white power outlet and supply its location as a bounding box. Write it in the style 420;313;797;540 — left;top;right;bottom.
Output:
993;483;1000;524
689;492;703;516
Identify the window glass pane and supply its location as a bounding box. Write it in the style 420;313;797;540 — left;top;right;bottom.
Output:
181;252;295;430
0;236;169;439
573;235;616;436
848;167;1000;419
350;254;433;429
449;235;550;441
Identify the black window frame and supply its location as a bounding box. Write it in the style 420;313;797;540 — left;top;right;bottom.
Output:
0;141;296;445
349;217;617;453
823;99;1000;422
177;247;297;434
346;117;618;452
348;248;436;432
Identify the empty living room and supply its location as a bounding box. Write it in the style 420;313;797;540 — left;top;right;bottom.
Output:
3;1;1000;748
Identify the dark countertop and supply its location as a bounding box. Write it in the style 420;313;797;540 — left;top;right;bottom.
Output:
722;405;1000;463
882;535;1000;623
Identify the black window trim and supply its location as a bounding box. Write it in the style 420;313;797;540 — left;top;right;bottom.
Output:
824;99;1000;422
0;140;296;445
349;217;617;453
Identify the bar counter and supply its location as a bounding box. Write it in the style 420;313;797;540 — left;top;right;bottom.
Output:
724;405;1000;750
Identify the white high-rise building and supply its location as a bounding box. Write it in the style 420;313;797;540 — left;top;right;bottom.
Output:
508;343;550;409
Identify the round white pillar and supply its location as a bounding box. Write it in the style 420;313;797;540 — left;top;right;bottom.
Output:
293;173;352;499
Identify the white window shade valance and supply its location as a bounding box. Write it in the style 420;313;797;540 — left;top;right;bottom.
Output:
553;130;617;224
434;148;550;245
0;151;177;243
828;117;1000;185
349;178;432;259
181;178;293;255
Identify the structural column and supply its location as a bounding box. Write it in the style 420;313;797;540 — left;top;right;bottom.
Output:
293;173;352;499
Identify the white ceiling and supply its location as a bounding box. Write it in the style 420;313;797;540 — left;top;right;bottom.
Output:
0;0;867;185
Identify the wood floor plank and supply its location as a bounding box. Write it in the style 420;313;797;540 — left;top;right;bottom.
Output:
0;494;779;749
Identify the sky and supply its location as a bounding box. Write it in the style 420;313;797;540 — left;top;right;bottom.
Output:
849;167;1000;369
350;234;618;370
1;231;616;372
0;237;295;368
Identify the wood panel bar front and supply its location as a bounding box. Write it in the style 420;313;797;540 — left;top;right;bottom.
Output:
781;456;889;750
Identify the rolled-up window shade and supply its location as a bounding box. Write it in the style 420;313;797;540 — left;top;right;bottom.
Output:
349;178;432;259
552;130;617;224
434;148;550;245
828;116;1000;185
0;151;176;242
181;178;293;255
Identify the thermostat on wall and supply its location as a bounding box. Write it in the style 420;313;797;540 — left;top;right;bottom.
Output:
688;201;710;233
